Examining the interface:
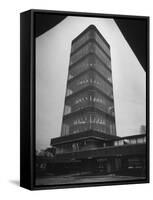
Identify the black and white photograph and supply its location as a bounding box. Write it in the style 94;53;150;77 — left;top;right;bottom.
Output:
0;0;152;198
34;11;149;188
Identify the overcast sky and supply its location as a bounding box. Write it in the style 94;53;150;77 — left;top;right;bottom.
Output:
36;16;146;151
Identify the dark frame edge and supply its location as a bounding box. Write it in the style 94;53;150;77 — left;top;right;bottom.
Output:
146;16;150;183
20;10;35;190
28;9;149;19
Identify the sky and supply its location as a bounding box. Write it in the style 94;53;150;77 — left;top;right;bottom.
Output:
36;16;146;151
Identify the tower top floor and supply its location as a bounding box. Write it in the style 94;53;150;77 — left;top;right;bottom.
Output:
72;24;110;49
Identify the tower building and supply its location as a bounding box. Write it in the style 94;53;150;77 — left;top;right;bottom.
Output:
51;25;117;154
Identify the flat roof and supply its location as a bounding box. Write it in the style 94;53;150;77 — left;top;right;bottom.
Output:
51;130;119;146
116;134;146;141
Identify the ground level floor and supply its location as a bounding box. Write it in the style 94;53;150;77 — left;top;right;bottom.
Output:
36;155;146;178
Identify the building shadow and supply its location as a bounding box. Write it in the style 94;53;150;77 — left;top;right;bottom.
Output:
9;180;20;186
